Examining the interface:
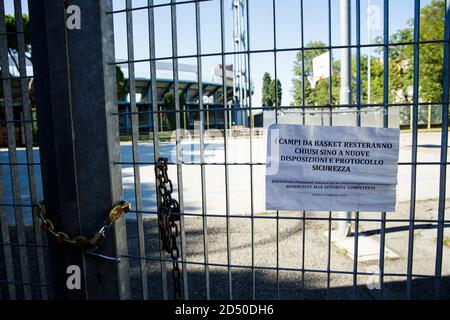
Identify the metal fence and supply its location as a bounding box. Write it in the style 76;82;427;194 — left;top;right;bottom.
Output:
0;0;50;300
0;0;449;300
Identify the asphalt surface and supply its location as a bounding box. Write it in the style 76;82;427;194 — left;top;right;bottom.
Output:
1;131;449;223
1;196;449;300
124;197;450;300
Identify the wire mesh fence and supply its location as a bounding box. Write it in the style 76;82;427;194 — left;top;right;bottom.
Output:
108;0;450;300
0;0;449;300
0;0;51;300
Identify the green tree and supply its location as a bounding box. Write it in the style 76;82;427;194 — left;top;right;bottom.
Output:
291;42;389;108
291;41;330;106
292;0;446;116
262;72;282;107
162;90;186;131
377;0;446;124
162;92;175;131
116;65;126;101
4;14;131;103
261;72;272;107
269;78;282;107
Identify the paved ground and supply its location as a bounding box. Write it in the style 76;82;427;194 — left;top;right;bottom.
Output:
1;130;448;220
123;197;450;300
122;130;450;217
0;130;449;299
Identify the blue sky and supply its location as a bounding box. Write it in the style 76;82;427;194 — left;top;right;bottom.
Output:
4;0;439;107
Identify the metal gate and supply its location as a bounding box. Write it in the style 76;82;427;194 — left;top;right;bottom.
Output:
0;0;449;300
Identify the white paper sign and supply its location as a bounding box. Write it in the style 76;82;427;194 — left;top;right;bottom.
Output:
266;124;400;212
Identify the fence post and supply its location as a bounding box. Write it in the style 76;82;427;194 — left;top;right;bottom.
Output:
338;0;352;238
28;0;130;299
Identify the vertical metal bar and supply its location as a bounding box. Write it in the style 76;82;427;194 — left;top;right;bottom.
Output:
125;0;149;300
326;0;333;299
326;209;332;299
434;0;450;300
356;3;362;129
271;0;280;300
379;0;390;298
353;0;361;300
13;0;48;300
0;0;16;300
300;0;305;126
367;0;372;104
338;0;352;238
232;0;237;104
299;0;306;299
339;0;352;106
29;0;130;299
193;0;211;300
329;0;334;127
169;0;189;300
0;0;32;300
245;0;256;301
407;0;421;300
103;0;133;299
0;156;16;299
147;0;168;300
220;0;233;301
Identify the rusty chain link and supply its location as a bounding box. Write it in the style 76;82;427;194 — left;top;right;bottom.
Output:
155;157;182;300
35;200;130;256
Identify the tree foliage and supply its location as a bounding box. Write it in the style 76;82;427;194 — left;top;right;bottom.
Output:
261;72;282;107
261;72;272;107
269;78;282;107
116;65;127;101
162;90;186;131
291;41;330;106
290;0;446;126
5;15;31;50
382;0;446;124
4;15;131;110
